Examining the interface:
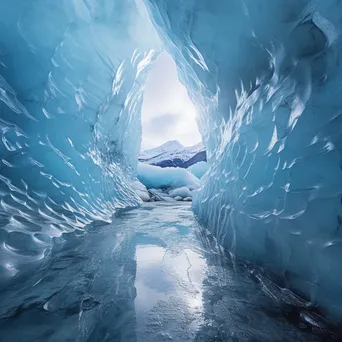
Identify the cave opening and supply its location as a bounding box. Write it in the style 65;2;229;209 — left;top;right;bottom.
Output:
141;52;201;151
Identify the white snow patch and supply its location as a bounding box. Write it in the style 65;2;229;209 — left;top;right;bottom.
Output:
131;180;150;202
169;187;193;199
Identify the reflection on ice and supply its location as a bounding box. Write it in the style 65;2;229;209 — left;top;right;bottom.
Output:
135;245;168;312
134;213;206;341
0;203;338;341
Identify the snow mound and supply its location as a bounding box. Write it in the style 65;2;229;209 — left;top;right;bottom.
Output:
169;187;193;199
131;180;150;202
137;163;200;190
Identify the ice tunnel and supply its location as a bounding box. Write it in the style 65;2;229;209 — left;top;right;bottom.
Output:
1;0;342;324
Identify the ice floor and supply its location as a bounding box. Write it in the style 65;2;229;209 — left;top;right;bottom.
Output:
0;203;337;341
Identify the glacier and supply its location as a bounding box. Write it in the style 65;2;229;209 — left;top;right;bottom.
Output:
188;161;209;179
0;0;161;282
137;162;200;190
0;0;342;331
145;0;342;320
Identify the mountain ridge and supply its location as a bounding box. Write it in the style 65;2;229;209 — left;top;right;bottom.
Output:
139;140;206;168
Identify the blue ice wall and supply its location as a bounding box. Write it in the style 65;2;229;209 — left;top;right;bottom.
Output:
0;0;160;281
2;0;342;322
146;0;342;319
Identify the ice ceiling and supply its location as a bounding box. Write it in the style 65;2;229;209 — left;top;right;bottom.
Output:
0;0;342;321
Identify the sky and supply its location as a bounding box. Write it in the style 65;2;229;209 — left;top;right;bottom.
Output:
141;53;201;151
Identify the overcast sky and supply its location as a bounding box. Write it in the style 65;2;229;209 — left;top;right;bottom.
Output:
141;53;201;150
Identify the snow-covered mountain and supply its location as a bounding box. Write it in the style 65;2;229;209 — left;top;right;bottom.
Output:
139;140;206;168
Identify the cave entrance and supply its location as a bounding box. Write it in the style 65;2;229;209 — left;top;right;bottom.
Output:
136;52;208;194
140;52;201;152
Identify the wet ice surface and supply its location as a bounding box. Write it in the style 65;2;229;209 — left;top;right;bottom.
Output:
0;203;337;342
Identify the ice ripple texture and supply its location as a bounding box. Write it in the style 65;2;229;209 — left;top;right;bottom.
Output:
0;0;160;283
1;0;342;324
146;0;342;320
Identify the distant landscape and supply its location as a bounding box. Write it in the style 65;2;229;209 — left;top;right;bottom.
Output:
139;140;206;168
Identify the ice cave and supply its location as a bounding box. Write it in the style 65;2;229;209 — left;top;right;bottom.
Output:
0;0;342;341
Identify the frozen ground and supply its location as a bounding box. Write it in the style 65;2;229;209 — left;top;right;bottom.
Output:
0;203;337;342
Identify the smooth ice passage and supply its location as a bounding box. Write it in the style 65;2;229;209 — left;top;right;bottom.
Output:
0;203;336;341
1;0;342;339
